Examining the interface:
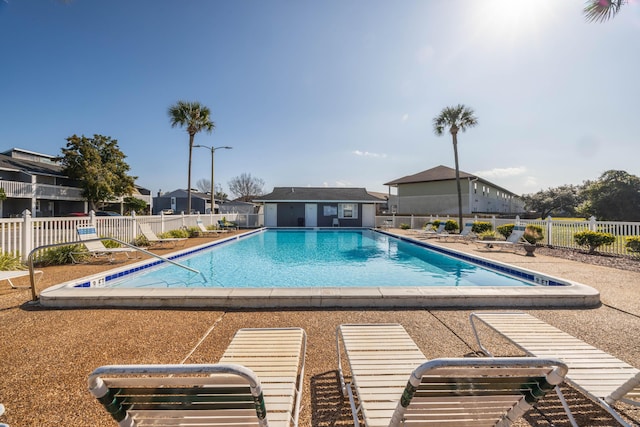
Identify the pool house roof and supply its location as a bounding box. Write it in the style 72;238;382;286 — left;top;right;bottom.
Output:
254;187;386;203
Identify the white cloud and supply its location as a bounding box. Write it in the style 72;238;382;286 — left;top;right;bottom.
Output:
352;150;388;158
401;113;409;122
474;166;526;179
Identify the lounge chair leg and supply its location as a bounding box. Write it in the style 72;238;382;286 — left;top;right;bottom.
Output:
555;386;579;427
346;384;361;427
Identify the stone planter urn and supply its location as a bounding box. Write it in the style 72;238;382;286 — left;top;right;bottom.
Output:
523;243;537;257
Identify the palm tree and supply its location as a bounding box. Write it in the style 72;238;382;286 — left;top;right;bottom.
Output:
433;104;478;229
584;0;626;23
168;101;215;215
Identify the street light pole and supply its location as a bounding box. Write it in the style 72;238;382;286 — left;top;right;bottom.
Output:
194;145;232;216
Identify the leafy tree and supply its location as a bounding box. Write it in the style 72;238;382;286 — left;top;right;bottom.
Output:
58;134;136;211
521;185;581;218
584;0;627;22
433;104;478;229
580;170;640;221
123;196;148;215
228;173;265;202
168;101;215;214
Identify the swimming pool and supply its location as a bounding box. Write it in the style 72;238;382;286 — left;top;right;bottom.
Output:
104;229;535;288
40;228;600;309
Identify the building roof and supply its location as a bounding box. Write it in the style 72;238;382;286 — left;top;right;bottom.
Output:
254;187;385;203
158;189;209;200
384;165;475;186
384;165;520;197
0;153;65;177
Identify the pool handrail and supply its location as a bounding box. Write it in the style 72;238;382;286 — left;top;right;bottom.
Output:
27;237;206;302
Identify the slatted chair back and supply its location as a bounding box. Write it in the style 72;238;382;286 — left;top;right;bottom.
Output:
88;364;269;427
389;357;568;427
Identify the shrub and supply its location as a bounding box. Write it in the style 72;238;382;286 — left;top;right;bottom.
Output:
626;236;640;253
444;220;459;233
497;224;515;239
0;253;25;271
101;237;123;248
185;226;201;237
161;229;190;239
38;244;85;265
573;230;615;254
478;231;502;241
133;234;149;247
472;222;492;234
523;224;544;244
399;223;410;230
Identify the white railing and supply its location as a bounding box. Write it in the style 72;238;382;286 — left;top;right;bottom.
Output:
0;211;264;261
0;180;32;197
0;179;84;200
376;214;640;257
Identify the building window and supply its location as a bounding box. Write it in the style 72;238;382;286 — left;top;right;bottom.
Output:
338;203;358;219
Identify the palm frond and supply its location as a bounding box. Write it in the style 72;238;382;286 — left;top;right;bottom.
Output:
432;104;478;135
584;0;626;23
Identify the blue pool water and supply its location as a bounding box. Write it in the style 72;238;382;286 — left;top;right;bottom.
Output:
107;229;536;289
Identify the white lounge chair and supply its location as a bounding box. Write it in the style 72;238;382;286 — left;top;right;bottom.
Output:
196;218;222;236
413;222;447;239
474;224;527;251
437;221;475;242
89;327;306;427
74;226;137;263
138;223;187;248
337;323;568;427
0;270;43;289
470;312;640;427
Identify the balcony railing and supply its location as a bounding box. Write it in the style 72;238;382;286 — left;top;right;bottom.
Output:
0;180;84;200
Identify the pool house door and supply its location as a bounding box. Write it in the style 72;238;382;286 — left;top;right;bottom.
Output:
362;204;375;227
305;203;317;227
265;204;278;227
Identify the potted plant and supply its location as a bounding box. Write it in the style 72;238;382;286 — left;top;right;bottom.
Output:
522;224;544;256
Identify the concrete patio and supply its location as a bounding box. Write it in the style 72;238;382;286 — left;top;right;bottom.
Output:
0;233;638;426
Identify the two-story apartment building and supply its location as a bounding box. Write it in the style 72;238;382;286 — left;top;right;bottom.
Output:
384;165;525;215
0;148;151;217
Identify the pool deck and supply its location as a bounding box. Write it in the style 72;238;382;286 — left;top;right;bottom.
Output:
38;228;600;309
0;230;639;426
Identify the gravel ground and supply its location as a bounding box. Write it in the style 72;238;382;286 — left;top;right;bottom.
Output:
0;232;639;427
536;246;640;273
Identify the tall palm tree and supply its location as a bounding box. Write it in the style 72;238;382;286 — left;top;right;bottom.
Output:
433;104;478;229
584;0;626;22
168;101;215;215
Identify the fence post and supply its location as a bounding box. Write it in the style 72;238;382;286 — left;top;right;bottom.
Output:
410;215;414;229
89;210;96;227
21;209;32;262
160;211;166;233
546;216;553;246
589;216;597;232
491;215;496;230
131;211;138;243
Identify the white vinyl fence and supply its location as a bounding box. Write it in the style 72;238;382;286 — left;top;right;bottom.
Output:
376;215;640;258
0;210;263;261
2;211;639;261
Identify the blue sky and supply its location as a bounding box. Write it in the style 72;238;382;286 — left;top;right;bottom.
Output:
1;0;639;198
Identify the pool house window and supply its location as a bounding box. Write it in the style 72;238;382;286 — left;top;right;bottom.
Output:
338;203;358;219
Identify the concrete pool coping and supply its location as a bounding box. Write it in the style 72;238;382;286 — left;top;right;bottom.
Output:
39;228;601;309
